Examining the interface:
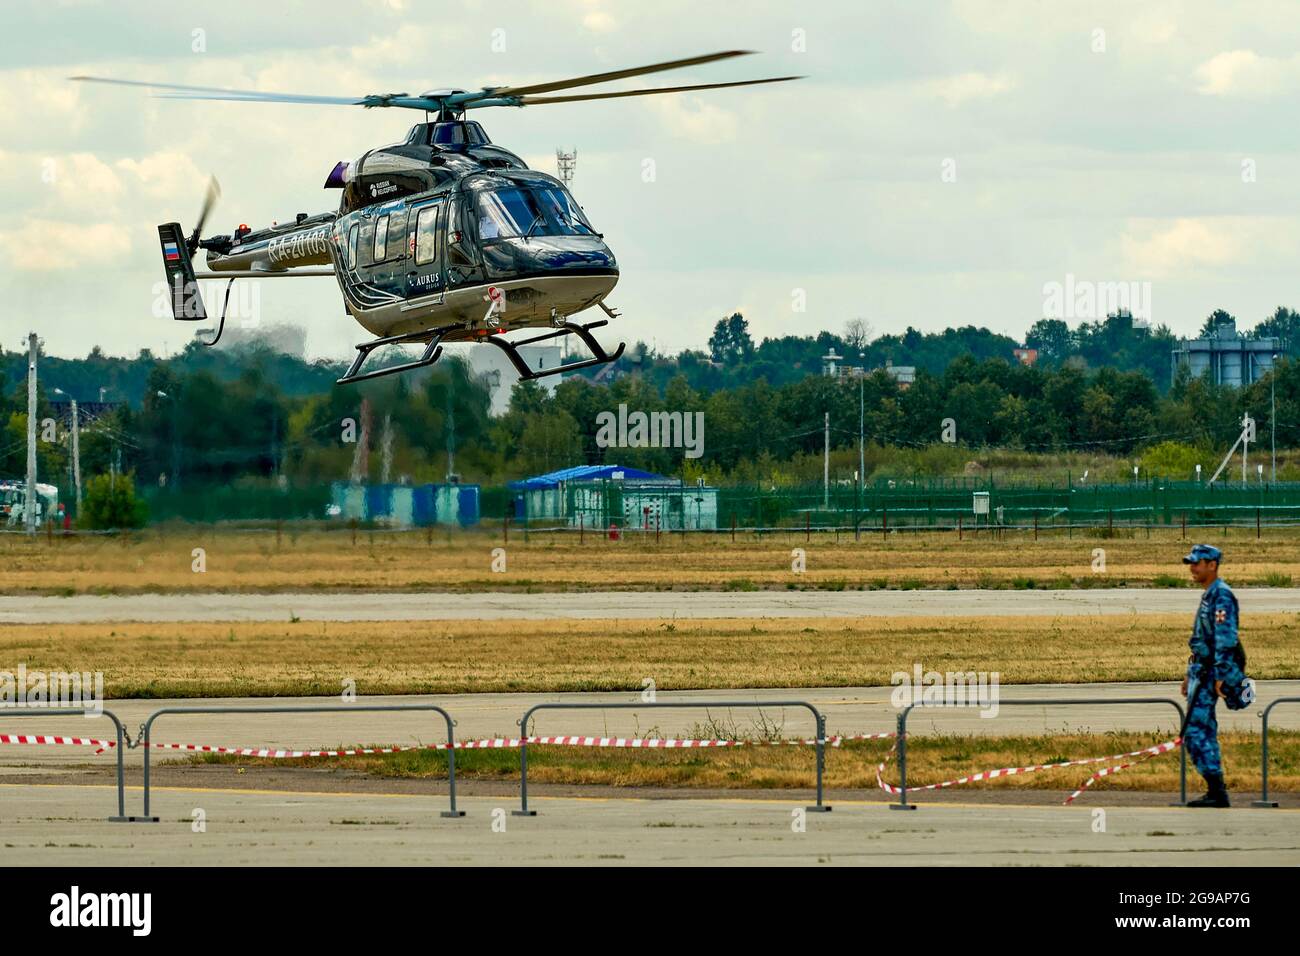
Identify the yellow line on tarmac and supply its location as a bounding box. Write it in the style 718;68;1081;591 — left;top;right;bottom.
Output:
3;781;1296;812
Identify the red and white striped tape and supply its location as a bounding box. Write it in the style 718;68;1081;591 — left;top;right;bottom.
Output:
0;732;869;758
0;733;116;749
134;732;881;757
1063;739;1182;805
874;736;1183;805
1;726;1178;803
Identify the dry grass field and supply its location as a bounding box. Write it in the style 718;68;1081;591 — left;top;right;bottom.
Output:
187;730;1300;793
4;612;1298;697
2;525;1299;594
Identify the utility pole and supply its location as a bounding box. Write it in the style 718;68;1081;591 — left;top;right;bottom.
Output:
445;385;456;481
823;411;830;510
379;413;393;485
70;399;82;518
858;370;865;492
1242;412;1249;485
1272;355;1278;483
349;397;371;484
25;333;37;536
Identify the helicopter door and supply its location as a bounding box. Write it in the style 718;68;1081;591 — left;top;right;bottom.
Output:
405;198;446;300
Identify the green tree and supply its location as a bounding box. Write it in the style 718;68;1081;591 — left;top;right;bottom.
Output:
80;472;147;529
1199;309;1237;338
707;312;755;365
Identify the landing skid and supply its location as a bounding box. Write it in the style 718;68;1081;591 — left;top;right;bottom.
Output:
336;324;457;385
481;318;625;381
336;315;625;386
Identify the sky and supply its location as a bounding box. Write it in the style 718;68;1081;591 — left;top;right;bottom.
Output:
5;0;1300;362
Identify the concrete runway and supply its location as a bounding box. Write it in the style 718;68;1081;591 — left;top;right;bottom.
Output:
5;587;1300;623
5;587;1296;865
3;784;1297;865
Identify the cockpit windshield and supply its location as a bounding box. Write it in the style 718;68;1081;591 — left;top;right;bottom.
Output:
476;183;596;242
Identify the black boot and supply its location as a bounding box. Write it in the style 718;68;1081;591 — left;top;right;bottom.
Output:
1187;772;1230;808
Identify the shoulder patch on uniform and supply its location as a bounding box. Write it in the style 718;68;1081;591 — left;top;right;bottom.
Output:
1215;608;1227;623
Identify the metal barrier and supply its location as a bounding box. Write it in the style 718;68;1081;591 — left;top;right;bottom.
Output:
1251;697;1300;808
889;697;1188;810
138;703;464;821
3;707;134;821
511;700;831;816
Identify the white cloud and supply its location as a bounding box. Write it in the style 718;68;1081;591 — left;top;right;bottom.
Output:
1129;8;1179;45
558;0;618;34
113;151;207;200
644;95;739;145
1118;217;1288;278
0;218;132;271
1193;49;1300;96
925;71;1015;108
50;152;123;202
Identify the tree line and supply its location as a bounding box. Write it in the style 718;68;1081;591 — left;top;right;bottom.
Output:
1;307;1297;501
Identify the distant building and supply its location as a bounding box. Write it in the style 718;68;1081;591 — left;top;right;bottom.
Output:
1172;319;1279;387
329;482;479;527
881;360;915;388
509;464;718;530
821;349;914;389
1013;346;1038;366
461;343;564;416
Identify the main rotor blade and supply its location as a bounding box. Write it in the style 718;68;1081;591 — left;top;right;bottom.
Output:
505;75;804;107
464;49;756;101
71;75;373;106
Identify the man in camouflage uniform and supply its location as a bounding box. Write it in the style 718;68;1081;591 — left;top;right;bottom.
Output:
1180;544;1243;808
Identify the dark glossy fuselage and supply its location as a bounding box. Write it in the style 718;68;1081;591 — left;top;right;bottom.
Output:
205;121;619;342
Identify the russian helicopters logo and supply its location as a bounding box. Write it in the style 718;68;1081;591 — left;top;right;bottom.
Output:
368;180;398;198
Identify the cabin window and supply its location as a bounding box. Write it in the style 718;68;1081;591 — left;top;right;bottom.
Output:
476;183;596;242
414;203;441;266
373;215;389;261
347;224;359;269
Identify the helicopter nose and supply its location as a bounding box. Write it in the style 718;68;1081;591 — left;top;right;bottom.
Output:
538;272;618;316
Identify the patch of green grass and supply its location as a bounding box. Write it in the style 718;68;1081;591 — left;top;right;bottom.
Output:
1152;574;1184;588
180;730;1300;794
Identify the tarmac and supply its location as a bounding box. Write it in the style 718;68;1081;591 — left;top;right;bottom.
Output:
5;586;1300;623
3;783;1296;865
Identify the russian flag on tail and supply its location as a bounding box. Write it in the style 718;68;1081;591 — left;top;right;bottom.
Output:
163;241;180;262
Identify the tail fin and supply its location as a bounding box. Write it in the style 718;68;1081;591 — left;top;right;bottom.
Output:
157;222;207;321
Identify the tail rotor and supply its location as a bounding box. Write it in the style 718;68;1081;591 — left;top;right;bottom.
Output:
186;175;221;254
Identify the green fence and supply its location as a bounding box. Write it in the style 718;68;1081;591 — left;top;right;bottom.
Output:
707;478;1300;531
130;477;1300;531
140;483;332;523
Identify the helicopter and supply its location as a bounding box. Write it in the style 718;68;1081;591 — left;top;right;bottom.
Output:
72;51;800;385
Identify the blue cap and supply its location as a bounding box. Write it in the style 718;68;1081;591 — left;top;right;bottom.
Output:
1182;544;1222;564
